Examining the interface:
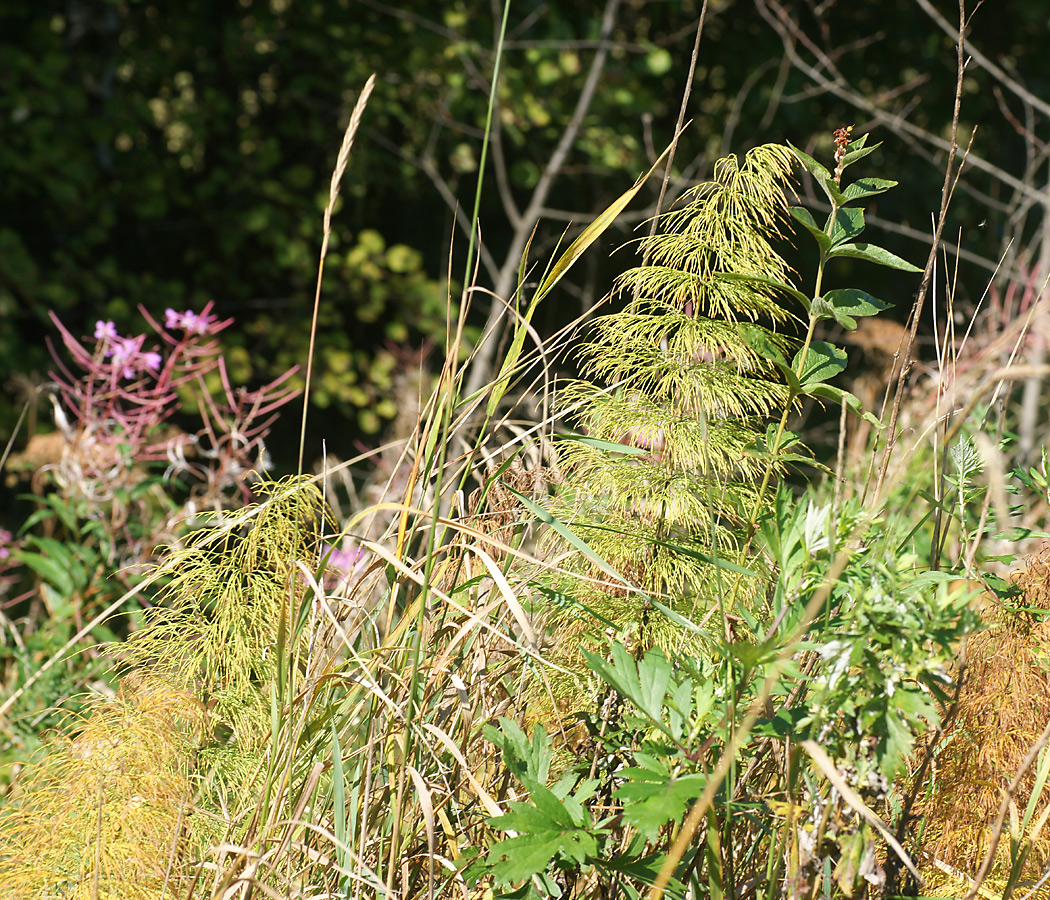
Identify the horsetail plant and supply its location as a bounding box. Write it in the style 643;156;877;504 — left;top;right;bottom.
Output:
476;133;949;899
540;134;920;680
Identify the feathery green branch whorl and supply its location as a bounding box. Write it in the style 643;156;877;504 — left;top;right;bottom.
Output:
544;144;800;681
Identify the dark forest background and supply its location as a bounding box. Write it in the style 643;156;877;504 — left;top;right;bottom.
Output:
3;0;1048;465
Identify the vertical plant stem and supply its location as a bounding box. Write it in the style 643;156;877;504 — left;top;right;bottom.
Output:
638;1;710;276
297;74;376;475
461;0;511;304
871;0;967;503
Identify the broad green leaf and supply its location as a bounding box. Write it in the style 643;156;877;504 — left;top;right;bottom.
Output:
487;830;597;884
45;494;79;533
828;242;922;272
788;206;831;253
824;288;892;319
793;341;847;385
484;717;552;789
582;644;675;736
840;142;880;167
808;295;853;330
754;705;809;738
845;133;870;152
15;549;75;597
787;141;833;185
827;207;865;247
787;141;847;205
616;770;708;841
842;177;898;202
803;382;883;429
488;785;600;882
995;528;1050;542
736;322;791;369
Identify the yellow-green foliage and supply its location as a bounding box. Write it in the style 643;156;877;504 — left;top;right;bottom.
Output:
0;477;329;896
0;675;201;899
123;477;328;796
544;145;797;691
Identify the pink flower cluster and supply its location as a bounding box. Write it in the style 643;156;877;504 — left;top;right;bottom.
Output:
94;320;162;380
164;307;218;335
46;302;299;512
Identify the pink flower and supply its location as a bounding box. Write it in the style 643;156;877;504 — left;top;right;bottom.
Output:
94;320;119;342
104;336;162;379
165;307;215;335
141;350;163;372
108;337;135;373
321;543;367;590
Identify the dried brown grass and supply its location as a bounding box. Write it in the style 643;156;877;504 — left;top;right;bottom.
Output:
917;542;1050;896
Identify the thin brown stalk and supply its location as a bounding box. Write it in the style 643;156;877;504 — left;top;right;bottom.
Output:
640;2;709;258
871;0;969;504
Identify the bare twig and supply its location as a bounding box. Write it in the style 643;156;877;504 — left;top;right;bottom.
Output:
871;0;968;503
642;2;709;254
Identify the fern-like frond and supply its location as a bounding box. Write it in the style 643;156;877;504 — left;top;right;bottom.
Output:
537;143;800;700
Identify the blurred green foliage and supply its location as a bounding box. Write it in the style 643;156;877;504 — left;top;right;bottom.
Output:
1;0;1046;451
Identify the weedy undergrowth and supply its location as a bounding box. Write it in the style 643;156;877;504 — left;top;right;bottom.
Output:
0;476;332;897
471;134;981;899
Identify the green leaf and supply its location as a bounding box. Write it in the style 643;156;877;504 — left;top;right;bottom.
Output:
808;296;853;330
827;207;865;247
823;288;892;319
802;382;882;428
45;494;79;534
842;177;898;202
828;242;922;272
754;705;809;738
992;528;1050;542
582;644;676;736
789;140;831;191
15;549;75;598
487;831;593;884
507;486;642;591
788;206;831;253
331;722;351;874
555;432;648;456
845;133;870;152
488;786;600;883
840;142;880;167
616;769;707;841
793;341;847;385
736;322;791;369
484;717;553;789
600;855;688;900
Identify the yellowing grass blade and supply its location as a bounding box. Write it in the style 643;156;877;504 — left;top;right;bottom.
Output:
487;136;681;416
464;543;538;651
